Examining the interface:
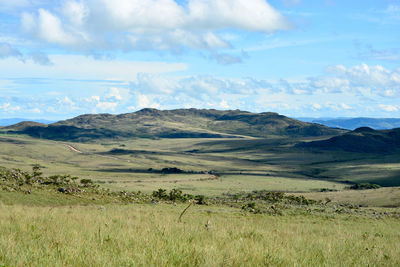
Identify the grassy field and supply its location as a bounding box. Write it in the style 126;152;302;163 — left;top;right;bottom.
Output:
0;202;399;266
2;114;400;266
1;133;399;198
1;155;400;266
299;187;400;208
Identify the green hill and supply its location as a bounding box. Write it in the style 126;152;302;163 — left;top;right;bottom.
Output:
3;108;344;141
3;121;47;131
298;127;400;153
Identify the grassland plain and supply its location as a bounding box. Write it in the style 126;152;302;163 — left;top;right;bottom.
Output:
1;163;400;266
298;187;400;208
0;202;399;266
1;133;400;196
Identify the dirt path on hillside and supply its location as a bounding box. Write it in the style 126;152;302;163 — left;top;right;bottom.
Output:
65;144;83;153
63;143;133;163
61;142;218;181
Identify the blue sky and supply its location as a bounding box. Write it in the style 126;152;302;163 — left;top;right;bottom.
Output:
0;0;399;120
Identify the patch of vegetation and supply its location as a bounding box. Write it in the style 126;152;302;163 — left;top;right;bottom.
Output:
0;165;150;204
161;167;183;174
151;188;206;204
349;183;382;190
0;165;97;194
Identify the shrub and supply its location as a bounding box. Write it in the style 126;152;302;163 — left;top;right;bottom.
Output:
161;167;183;174
32;164;43;179
169;188;184;201
349;183;381;190
80;178;94;185
152;188;168;199
195;195;206;205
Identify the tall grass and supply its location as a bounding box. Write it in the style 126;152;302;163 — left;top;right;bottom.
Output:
0;203;399;266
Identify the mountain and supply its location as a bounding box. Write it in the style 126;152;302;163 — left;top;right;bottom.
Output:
0;118;54;127
3;108;345;141
298;117;400;130
3;121;47;131
298;127;400;153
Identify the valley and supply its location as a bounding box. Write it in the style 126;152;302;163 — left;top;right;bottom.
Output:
1;108;400;266
1;108;399;202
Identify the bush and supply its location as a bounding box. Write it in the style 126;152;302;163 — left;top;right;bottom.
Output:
241;202;261;213
161;167;183;174
195;195;206;205
169;188;184;201
80;178;94;185
151;188;195;202
152;188;168;199
349;183;381;190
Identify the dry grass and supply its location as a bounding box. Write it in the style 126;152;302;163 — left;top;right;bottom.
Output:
0;202;399;266
299;187;400;207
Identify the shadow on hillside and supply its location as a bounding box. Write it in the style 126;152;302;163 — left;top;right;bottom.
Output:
0;137;28;144
366;170;400;187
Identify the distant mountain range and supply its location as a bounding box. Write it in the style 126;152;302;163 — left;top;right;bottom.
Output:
297;117;400;130
0;118;55;127
3;116;399;130
2;109;400;154
1;108;344;141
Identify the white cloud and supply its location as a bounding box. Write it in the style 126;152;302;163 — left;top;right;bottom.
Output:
130;74;272;97
2;63;399;118
312;103;322;110
219;99;229;109
63;96;75;105
62;1;90;26
0;55;187;80
18;0;291;56
317;63;400;96
89;95;100;102
21;12;36;33
74;87;131;112
85;94;119;111
105;87;130;101
0;102;21;112
30;107;41;113
136;94;160;109
379;104;398;112
185;0;291;32
35;9;78;45
310;77;350;93
96;101;118;111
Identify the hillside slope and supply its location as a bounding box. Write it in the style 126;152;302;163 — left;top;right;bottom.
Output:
298;127;400;153
3;121;47;131
3;108;344;141
0;118;54;127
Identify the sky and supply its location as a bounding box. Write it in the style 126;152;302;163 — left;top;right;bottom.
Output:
0;0;399;120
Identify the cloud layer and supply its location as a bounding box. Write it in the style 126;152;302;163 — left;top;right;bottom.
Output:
20;0;291;55
1;63;399;118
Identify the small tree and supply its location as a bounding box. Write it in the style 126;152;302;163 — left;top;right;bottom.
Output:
169;188;183;201
30;164;43;184
152;188;167;199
